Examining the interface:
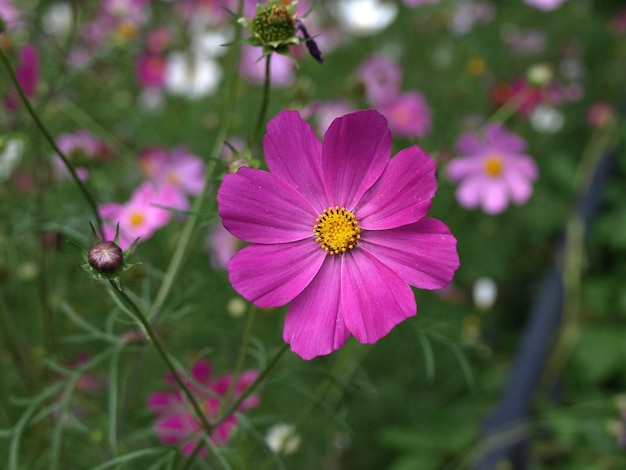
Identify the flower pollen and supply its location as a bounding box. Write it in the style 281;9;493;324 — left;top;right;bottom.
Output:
314;206;361;255
484;155;504;177
129;212;145;227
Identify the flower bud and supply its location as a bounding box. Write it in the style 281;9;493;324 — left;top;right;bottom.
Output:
88;241;123;273
252;2;297;45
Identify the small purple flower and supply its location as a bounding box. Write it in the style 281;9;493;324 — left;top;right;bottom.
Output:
147;359;260;456
523;0;567;11
359;55;402;107
446;124;539;214
4;44;39;111
218;109;459;360
379;91;432;138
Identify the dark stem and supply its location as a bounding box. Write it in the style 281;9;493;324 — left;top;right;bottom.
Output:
250;54;272;146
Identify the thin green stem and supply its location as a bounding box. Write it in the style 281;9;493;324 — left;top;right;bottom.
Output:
108;281;214;435
250;54;272;146
0;48;104;238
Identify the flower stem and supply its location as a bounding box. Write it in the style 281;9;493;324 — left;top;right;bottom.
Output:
178;440;204;470
108;280;214;435
0;48;105;239
250;54;272;146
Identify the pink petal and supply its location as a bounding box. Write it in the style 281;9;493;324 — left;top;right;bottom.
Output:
355;146;436;230
455;176;484;209
480;180;509;214
147;391;182;415
360;218;459;290
227;239;325;308
218;166;318;244
509;154;539;180
191;359;213;385
455;133;483;155
322;110;391;209
155;413;196;444
485;124;527;154
503;171;534;204
264;110;327;212
340;250;417;344
446;156;484;182
284;256;350;360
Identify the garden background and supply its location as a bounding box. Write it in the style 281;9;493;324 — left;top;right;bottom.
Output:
1;0;626;469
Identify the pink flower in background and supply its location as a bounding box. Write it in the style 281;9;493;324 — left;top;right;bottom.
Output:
218;110;459;359
147;359;260;456
139;147;205;196
100;182;189;248
523;0;567;11
303;100;356;136
446;124;538;214
54;130;108;181
490;78;564;118
206;223;240;270
359;55;402;107
136;53;166;89
0;0;19;28
4;45;39;111
586;102;615;129
239;46;295;87
379;91;432;138
403;0;439;7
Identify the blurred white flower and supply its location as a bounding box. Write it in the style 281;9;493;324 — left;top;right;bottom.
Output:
164;52;222;99
226;297;247;318
529;105;564;133
265;423;301;455
0;138;24;181
472;277;497;311
332;0;398;36
42;2;73;36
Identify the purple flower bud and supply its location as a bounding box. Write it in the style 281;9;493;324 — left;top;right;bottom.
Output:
88;241;123;273
297;20;323;64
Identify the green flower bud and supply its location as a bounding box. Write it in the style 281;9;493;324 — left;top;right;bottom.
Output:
252;3;296;44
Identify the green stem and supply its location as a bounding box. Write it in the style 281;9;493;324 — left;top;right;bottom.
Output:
250;54;272;146
0;48;104;239
109;281;214;435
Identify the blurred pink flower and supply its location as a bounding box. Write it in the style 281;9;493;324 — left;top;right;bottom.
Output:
490;78;564;117
586;102;616;129
100;182;189;248
523;0;567;11
359;55;402;107
147;359;260;456
54;130;107;181
379;91;432;138
206;222;240;270
218;109;458;359
139;147;205;196
446;124;538;214
4;45;39;111
136;53;166;89
0;0;19;28
303;100;356;136
239;46;295;87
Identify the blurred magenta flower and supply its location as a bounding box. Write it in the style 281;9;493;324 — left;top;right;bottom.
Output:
100;182;189;248
0;0;19;29
303;99;356;136
4;45;39;111
139;146;205;196
446;124;538;214
379;91;432;138
218;109;459;359
136;53;166;89
147;359;260;456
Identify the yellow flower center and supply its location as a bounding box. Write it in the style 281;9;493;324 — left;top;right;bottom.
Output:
484;155;504;177
314;206;361;255
129;212;145;227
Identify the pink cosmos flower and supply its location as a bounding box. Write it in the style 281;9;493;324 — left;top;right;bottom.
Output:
136;53;166;89
147;359;260;456
139;147;205;196
0;0;19;29
379;91;432;138
217;110;459;360
206;223;240;271
4;45;39;111
446;124;538;214
100;182;189;248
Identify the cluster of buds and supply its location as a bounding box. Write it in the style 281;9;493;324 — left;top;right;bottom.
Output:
238;0;323;63
81;224;140;285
